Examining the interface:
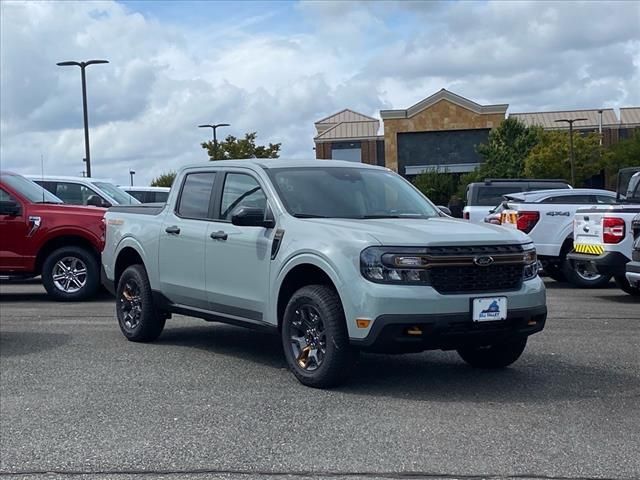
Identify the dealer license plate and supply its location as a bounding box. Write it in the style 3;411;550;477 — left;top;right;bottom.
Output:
472;297;507;322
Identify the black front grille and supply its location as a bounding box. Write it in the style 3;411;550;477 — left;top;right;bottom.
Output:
429;264;523;294
425;244;524;257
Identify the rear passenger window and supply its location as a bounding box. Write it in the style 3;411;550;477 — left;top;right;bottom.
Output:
220;174;266;221
177;172;215;219
596;195;617;204
49;182;100;205
541;195;593;204
476;186;524;206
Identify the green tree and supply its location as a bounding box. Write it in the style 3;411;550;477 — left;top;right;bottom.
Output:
603;130;640;189
202;132;281;161
150;171;177;187
413;168;457;206
475;117;542;179
524;130;602;186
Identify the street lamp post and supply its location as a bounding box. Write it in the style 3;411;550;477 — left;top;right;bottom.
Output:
198;123;230;160
57;59;109;177
129;170;135;187
554;118;588;186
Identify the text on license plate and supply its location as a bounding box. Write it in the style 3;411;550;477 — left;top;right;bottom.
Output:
472;297;507;322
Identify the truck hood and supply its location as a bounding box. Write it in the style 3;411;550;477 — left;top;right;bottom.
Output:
302;217;531;246
30;203;107;217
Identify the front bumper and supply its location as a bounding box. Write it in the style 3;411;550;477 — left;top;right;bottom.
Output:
567;250;630;277
342;273;547;353
625;261;640;288
350;305;547;353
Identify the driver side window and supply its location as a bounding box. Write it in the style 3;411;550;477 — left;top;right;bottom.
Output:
220;174;266;221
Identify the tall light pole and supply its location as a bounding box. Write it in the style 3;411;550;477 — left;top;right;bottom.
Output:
198;123;230;160
555;118;588;186
129;170;135;186
57;59;109;177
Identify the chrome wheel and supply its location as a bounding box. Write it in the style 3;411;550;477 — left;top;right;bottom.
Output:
52;256;87;293
574;262;603;281
289;305;326;371
119;280;142;331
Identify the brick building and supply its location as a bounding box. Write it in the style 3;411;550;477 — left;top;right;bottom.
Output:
314;89;639;179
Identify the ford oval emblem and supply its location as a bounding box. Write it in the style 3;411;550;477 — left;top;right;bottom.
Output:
474;256;494;267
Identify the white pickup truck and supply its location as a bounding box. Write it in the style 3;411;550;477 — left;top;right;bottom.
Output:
463;178;572;223
492;188;617;287
568;167;640;296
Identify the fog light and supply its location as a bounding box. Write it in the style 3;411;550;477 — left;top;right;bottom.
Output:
356;319;371;328
406;326;423;336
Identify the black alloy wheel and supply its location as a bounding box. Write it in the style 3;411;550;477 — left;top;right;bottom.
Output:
116;265;165;342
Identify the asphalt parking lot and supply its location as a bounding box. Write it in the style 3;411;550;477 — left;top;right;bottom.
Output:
0;281;638;480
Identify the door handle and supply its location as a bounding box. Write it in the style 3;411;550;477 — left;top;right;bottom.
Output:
210;230;228;241
165;225;180;234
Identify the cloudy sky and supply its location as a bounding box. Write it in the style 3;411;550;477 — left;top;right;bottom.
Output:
1;0;639;186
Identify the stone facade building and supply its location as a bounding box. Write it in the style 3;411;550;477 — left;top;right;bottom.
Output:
313;89;639;179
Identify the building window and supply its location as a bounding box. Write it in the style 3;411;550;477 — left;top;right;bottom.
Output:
332;147;361;162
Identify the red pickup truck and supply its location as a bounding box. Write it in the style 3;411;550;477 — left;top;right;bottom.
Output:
0;172;106;301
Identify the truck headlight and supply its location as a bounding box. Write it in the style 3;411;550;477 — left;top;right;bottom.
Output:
360;247;430;284
522;243;539;281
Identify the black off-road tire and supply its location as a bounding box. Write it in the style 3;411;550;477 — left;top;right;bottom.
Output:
457;337;528;369
614;275;640;297
116;265;166;342
281;285;358;388
41;246;100;301
563;261;611;288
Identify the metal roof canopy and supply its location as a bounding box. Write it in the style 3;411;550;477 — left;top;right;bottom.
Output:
510;109;618;129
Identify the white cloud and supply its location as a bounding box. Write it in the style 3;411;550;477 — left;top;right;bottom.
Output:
0;0;638;186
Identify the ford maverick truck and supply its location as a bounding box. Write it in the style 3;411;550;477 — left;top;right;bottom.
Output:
1;172;106;300
102;160;547;388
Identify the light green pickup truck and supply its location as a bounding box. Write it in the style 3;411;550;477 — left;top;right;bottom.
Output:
102;160;546;388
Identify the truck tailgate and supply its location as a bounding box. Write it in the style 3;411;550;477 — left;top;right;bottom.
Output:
574;213;604;255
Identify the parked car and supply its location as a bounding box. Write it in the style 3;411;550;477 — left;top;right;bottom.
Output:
0;172;106;301
28;175;140;207
487;188;617;287
102;160;546;388
463;178;572;223
625;214;640;290
568;167;640;296
120;186;170;203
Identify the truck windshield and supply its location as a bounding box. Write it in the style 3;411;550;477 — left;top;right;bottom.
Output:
93;182;140;205
2;174;63;203
268;167;440;219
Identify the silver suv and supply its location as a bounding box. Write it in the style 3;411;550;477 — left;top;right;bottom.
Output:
102;160;547;388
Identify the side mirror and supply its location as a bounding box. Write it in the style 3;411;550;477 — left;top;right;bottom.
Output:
437;206;452;216
0;200;21;216
87;195;111;208
231;206;275;228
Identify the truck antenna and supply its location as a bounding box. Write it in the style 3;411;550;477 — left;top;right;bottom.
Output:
41;153;45;202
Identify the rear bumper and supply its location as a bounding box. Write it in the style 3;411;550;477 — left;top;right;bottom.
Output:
567;251;629;277
626;261;640;288
350;305;547;354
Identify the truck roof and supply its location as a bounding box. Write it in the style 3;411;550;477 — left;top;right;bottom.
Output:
26;174;115;183
180;159;386;171
505;188;616;202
